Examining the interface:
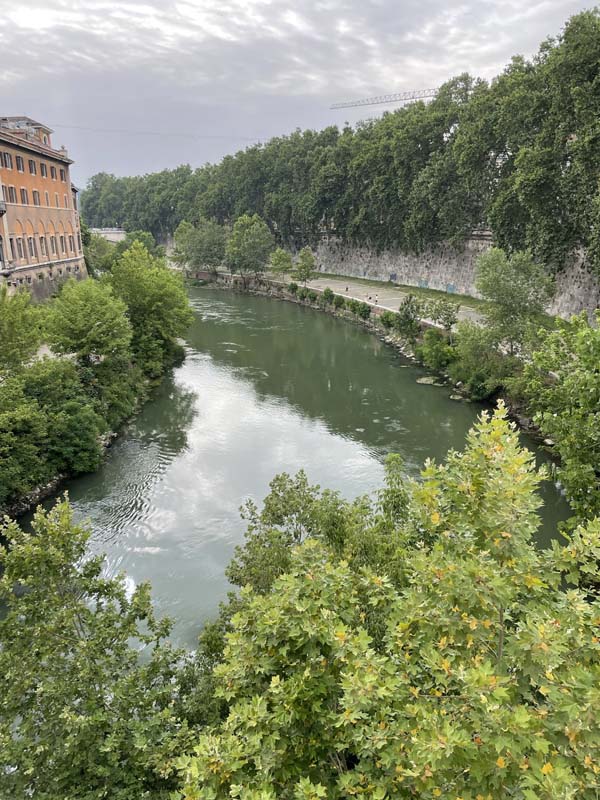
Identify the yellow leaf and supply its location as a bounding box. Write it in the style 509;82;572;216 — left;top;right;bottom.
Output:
541;762;553;776
433;789;442;797
496;756;506;769
431;511;441;525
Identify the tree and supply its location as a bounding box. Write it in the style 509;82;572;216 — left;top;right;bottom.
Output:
0;500;194;798
109;241;193;377
394;293;423;342
19;358;106;474
225;214;275;285
427;297;460;342
173;218;227;275
269;246;293;279
84;231;116;276
0;285;42;376
521;311;600;521
45;278;132;365
114;229;165;261
449;321;517;401
294;246;316;285
0;380;49;509
476;248;554;354
176;407;600;800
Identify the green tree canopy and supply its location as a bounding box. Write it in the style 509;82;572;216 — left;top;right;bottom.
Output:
225;214;275;284
176;407;600;800
0;285;43;376
109;241;193;376
294;246;316;285
522;310;600;521
475;248;554;353
46;278;132;364
173;218;227;274
0;500;193;799
269;246;294;278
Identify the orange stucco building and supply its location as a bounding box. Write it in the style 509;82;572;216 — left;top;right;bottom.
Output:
0;116;86;296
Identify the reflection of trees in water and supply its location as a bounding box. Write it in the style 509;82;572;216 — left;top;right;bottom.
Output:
188;290;472;454
133;375;198;459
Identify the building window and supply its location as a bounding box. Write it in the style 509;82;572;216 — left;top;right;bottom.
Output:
16;238;24;259
50;236;57;255
27;237;38;258
9;238;15;259
60;235;66;253
50;165;57;180
45;191;49;205
77;232;82;251
54;193;59;207
2;152;13;169
40;162;47;177
8;186;17;203
40;236;47;256
16;155;24;172
33;190;40;206
63;194;68;208
60;168;66;182
20;188;29;204
68;234;75;252
1;185;5;202
28;159;37;175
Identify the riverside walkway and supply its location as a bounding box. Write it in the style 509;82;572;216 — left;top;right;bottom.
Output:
305;275;483;324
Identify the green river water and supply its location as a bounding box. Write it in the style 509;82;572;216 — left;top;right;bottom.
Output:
34;287;570;648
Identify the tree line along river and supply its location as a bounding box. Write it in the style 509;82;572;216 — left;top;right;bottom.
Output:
28;286;570;648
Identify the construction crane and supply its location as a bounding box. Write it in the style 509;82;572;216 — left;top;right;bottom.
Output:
331;88;437;110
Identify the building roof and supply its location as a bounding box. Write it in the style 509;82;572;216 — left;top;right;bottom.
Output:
0;123;73;165
0;116;54;134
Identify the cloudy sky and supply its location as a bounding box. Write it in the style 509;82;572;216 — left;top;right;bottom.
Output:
0;0;590;186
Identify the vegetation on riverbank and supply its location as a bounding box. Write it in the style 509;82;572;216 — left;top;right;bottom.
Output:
210;243;598;528
81;11;600;278
0;241;192;515
2;407;600;798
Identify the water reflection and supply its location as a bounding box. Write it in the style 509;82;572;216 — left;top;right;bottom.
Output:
31;287;570;648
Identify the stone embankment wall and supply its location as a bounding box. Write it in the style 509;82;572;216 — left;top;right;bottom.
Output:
315;237;600;319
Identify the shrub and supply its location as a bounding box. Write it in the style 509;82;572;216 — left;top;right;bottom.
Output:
379;310;396;329
307;290;318;303
415;329;456;372
448;322;517;401
297;287;309;301
333;294;345;310
357;301;371;319
288;282;298;295
322;287;334;304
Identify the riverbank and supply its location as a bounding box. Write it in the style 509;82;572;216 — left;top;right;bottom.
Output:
197;272;555;451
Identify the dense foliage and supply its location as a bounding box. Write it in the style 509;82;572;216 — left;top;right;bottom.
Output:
0;243;192;512
0;501;193;799
3;409;600;798
174;218;228;275
81;11;600;274
520;311;600;522
225;214;275;284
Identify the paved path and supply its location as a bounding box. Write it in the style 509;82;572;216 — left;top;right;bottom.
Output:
305;276;482;324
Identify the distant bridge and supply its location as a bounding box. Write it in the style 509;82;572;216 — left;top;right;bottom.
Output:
90;227;127;243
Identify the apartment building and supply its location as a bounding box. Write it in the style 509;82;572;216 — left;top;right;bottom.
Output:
0;116;86;295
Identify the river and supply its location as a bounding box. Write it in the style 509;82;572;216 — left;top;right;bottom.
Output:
32;287;570;648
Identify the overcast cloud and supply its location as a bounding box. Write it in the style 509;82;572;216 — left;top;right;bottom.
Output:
0;0;591;185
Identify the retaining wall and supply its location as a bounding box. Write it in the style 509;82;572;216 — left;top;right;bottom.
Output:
315;237;599;319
